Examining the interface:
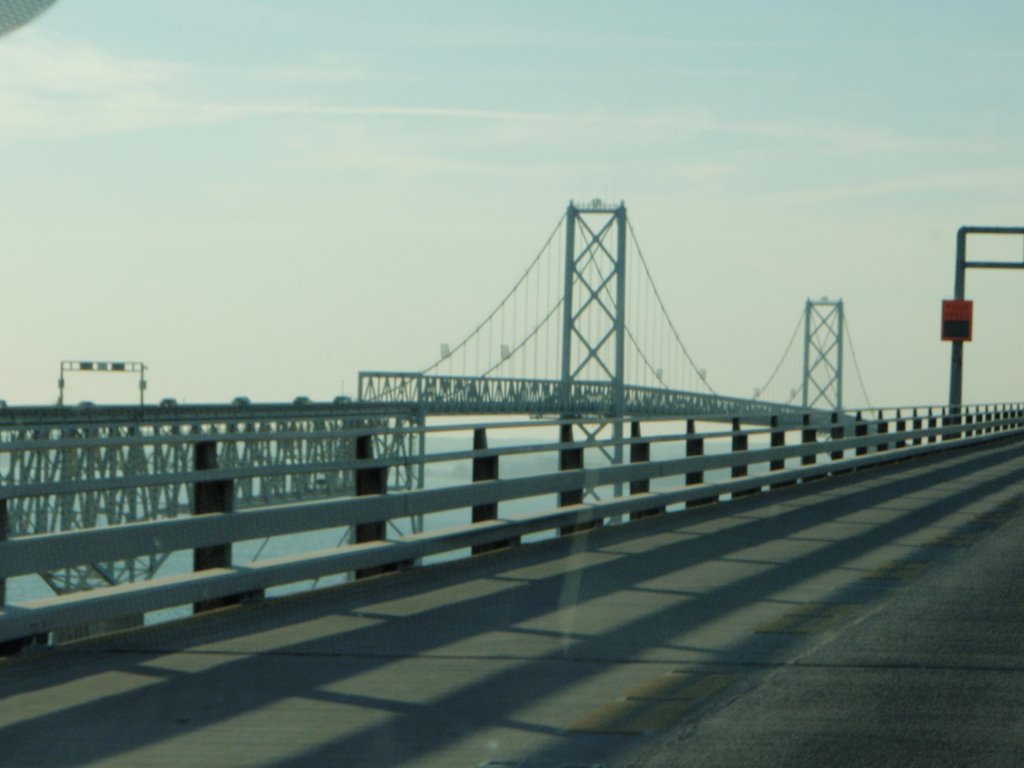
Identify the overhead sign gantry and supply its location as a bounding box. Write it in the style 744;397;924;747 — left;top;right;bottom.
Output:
945;226;1024;408
58;360;148;406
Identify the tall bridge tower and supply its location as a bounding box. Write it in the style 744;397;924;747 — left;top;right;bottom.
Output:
560;200;627;417
560;200;628;483
802;298;844;411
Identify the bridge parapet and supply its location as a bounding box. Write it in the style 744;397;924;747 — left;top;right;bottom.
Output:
0;400;422;595
1;400;1021;654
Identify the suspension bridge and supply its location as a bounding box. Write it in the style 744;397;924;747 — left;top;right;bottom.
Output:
359;199;873;423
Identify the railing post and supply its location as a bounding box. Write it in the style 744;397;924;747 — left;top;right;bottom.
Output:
895;409;907;449
732;417;756;498
559;423;596;535
801;414;816;466
912;408;923;446
193;440;247;613
769;415;792;489
876;410;889;453
769;416;785;472
0;499;6;609
472;428;517;553
686;419;717;506
855;412;868;456
943;405;962;441
354;434;409;578
629;421;664;520
928;407;938;444
686;419;703;485
0;497;47;656
830;412;844;462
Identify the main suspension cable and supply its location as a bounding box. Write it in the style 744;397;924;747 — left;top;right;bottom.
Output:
627;220;717;395
844;317;874;408
422;213;566;374
753;310;804;400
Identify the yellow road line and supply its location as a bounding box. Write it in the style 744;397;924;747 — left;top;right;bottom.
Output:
618;698;699;733
929;532;977;547
566;700;641;733
976;512;1013;527
755;603;859;634
623;673;692;701
861;560;930;580
566;673;738;734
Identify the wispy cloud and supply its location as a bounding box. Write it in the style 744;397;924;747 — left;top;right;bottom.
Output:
0;30;998;191
0;33;235;142
0;33;688;144
763;170;1024;205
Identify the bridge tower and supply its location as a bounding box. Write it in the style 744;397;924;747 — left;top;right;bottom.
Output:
560;200;628;487
802;298;844;411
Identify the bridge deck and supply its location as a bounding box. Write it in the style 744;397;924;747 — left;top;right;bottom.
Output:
3;438;1024;767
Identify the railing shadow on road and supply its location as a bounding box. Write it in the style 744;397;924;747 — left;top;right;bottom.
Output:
2;435;1023;768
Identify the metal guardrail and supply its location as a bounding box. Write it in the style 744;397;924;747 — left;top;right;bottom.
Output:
1;402;1022;652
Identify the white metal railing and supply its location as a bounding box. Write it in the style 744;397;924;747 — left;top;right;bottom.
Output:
1;402;1022;651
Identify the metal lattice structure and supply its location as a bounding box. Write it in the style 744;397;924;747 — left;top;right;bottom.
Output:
802;299;844;411
0;402;422;594
560;201;628;479
358;372;817;425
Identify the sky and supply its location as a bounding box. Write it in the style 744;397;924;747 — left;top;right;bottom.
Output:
2;0;1024;409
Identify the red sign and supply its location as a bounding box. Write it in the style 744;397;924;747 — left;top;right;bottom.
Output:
941;299;973;341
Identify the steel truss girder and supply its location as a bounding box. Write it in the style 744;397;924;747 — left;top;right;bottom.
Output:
359;372;824;426
0;402;423;594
